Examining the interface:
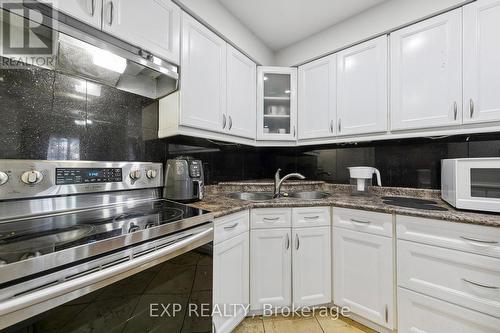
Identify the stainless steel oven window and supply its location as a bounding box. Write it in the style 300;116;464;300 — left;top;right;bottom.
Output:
2;244;213;333
470;168;500;199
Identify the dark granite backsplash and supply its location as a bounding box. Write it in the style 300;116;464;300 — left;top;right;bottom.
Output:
0;61;164;162
2;61;500;189
163;134;500;189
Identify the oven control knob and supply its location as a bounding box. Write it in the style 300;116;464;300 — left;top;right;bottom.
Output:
0;172;8;186
146;169;157;179
21;170;43;185
129;170;142;180
128;223;140;233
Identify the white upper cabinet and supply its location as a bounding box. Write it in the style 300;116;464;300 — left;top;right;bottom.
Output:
250;228;292;310
298;55;337;140
390;10;462;131
464;0;500;124
257;67;298;141
226;45;257;139
49;0;103;29
180;13;227;133
337;36;388;136
292;226;331;307
102;0;180;64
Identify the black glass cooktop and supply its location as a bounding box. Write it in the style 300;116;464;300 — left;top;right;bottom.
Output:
0;200;210;266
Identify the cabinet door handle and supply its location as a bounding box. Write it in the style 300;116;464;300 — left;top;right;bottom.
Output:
295;234;300;250
351;219;370;224
470;99;475;118
228;115;233;130
89;0;96;16
304;215;320;220
263;217;279;221
385;305;388;323
222;114;227;129
460;236;498;244
462;278;499;290
285;233;290;250
224;223;238;230
108;1;114;25
338;119;342;133
330;120;334;133
453;101;458;121
293;125;296;138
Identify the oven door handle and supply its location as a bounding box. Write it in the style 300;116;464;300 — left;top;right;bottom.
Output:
0;225;213;318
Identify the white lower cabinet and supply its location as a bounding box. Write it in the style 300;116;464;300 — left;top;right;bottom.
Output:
292;226;331;307
333;211;394;329
213;212;250;333
397;215;500;332
398;239;500;318
250;207;331;311
398;288;500;333
250;228;292;310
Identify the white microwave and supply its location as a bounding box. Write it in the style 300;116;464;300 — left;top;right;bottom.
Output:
442;158;500;213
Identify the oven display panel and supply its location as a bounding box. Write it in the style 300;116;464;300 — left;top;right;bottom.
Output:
56;168;123;185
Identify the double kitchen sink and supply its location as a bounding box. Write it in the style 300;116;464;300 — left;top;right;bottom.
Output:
228;191;330;201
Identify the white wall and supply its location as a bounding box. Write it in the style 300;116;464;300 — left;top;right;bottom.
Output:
174;0;275;65
275;0;471;66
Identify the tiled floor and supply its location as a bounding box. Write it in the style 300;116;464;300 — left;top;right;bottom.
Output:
234;313;378;333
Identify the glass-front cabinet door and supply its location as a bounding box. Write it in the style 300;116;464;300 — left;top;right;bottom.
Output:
257;67;297;141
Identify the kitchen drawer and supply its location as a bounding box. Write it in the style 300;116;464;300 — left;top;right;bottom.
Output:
398;288;500;333
214;210;249;244
397;215;500;259
398;240;500;317
251;208;291;229
332;208;392;237
292;207;330;228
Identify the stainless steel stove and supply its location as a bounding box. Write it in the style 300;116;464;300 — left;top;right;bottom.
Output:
0;160;214;331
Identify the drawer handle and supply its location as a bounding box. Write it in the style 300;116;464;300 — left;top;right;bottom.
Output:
304;216;320;220
224;223;238;230
460;236;498;245
462;278;499;290
351;219;371;225
263;217;280;221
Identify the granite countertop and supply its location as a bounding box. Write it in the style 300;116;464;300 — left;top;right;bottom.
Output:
217;180;325;186
189;182;500;228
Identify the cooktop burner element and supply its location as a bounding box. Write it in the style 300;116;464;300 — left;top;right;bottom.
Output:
382;196;448;211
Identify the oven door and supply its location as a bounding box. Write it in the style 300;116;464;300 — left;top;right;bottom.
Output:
0;224;214;333
456;159;500;213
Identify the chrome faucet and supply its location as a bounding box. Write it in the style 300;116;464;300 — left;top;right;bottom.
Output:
274;168;305;198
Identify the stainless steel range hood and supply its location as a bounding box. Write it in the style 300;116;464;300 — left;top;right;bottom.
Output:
1;4;179;99
54;32;179;99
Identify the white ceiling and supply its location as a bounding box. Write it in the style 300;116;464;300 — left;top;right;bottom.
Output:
217;0;388;51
